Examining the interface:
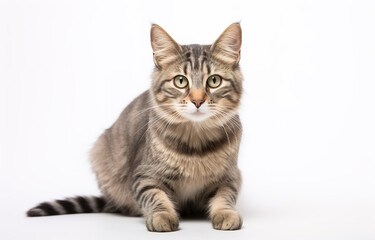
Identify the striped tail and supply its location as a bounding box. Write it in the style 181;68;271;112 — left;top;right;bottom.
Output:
27;196;107;217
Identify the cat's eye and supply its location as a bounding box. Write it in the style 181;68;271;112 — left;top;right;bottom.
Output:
173;75;189;89
207;75;222;88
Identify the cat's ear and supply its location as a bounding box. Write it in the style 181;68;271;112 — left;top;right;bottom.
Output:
150;24;182;69
211;23;242;65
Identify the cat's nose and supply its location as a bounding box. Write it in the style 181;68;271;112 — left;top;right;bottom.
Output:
191;99;205;108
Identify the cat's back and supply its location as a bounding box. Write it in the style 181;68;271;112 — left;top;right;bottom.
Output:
90;90;152;181
111;90;152;133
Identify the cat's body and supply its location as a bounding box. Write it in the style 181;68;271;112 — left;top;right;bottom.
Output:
27;24;244;232
91;89;241;217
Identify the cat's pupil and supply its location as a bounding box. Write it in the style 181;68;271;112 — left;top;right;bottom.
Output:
212;77;216;84
179;77;183;84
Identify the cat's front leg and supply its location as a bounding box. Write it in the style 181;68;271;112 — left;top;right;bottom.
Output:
208;185;243;230
132;178;179;232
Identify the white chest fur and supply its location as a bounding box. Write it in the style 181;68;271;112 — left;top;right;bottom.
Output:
174;177;207;202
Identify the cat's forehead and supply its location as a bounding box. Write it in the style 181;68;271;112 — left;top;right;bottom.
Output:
180;44;212;76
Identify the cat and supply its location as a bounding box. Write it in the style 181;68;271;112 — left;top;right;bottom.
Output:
27;23;244;232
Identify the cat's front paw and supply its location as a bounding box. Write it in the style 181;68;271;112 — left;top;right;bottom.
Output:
211;210;242;230
146;211;179;232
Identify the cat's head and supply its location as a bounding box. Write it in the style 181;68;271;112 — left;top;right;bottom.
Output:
150;23;243;124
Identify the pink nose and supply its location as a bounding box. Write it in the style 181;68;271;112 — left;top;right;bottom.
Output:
191;99;204;108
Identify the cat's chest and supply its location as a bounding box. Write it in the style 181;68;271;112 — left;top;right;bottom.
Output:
174;177;207;201
163;153;229;201
150;135;239;200
164;152;229;180
152;137;237;178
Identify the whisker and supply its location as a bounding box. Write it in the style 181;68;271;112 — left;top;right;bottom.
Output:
212;114;231;146
154;111;179;136
211;110;239;145
163;111;183;139
136;112;171;142
132;103;177;119
211;108;242;130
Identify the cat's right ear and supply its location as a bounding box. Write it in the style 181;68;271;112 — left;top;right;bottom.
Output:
150;24;182;69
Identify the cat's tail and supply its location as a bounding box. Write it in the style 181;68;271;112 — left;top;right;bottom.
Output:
26;196;109;217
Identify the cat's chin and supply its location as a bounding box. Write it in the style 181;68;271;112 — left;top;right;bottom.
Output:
183;112;212;122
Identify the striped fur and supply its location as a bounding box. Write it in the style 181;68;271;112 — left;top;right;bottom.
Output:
27;196;106;217
27;23;244;232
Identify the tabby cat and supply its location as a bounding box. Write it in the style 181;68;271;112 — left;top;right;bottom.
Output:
27;23;244;232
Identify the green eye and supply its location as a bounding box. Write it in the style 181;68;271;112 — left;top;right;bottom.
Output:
207;75;222;88
174;75;189;88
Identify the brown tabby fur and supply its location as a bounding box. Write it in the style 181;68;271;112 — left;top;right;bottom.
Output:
27;23;244;232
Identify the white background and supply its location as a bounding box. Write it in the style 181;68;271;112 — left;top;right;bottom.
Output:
1;0;374;239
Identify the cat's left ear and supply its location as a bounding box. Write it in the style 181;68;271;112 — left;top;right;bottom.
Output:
211;23;242;66
150;24;182;69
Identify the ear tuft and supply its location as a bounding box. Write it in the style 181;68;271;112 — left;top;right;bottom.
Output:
211;23;242;65
150;25;182;68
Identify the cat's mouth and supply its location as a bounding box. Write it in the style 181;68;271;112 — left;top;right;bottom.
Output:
183;110;211;122
192;110;205;115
